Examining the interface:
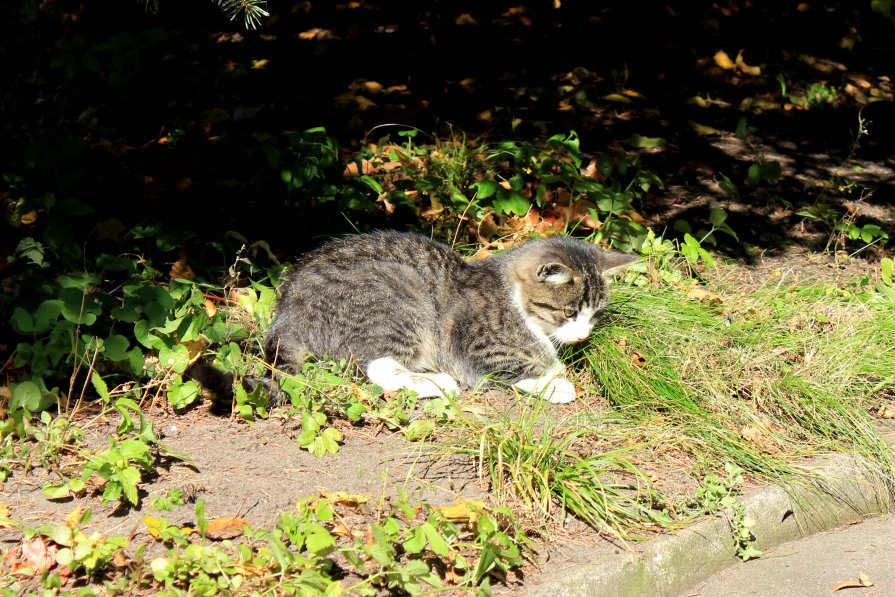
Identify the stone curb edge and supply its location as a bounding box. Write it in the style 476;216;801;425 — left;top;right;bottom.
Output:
527;451;895;597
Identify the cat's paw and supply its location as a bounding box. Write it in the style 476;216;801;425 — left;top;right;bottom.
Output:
544;378;577;404
413;373;460;398
514;376;577;403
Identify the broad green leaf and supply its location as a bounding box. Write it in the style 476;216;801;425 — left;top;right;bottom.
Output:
709;208;728;228
42;484;72;499
119;438;151;461
11;380;53;412
492;190;530;216
11;308;34;334
158;343;190;373
14;237;45;266
402;527;426;554
471;180;499;199
103;335;129;361
421;522;450;556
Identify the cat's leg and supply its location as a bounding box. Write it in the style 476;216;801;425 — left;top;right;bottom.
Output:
513;363;577;404
365;357;459;398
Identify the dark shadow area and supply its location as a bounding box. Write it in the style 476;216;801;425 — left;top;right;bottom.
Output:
1;1;893;267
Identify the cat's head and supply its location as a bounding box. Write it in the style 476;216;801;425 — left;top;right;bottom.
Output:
510;237;636;345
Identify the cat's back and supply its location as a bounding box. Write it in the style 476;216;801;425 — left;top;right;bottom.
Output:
279;231;465;294
267;231;469;366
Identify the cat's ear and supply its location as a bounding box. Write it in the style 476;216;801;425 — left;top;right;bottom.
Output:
601;251;637;278
535;262;573;284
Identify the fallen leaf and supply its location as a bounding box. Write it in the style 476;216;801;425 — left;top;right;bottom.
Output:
205;516;249;540
203;298;217;318
833;572;873;591
432;499;485;523
687;287;724;303
735;50;761;76
319;489;370;509
330;522;350;537
631;351;647;367
602;93;632;104
689;120;725;136
22;537;56;573
169;252;195;280
714;50;735;70
144;517;162;538
878;404;895;419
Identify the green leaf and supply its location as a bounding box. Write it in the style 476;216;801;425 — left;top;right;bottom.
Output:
471;180;499;199
14;237;45;266
167;379;200;409
402;527;426;554
403;419;435;441
422;522;450;557
158;344;190;373
12;380;54;412
42;483;72;499
118;438;151;461
103;335;130;361
11;307;34;334
119;466;141;505
709;208;728;228
91;371;110;403
492;190;530;216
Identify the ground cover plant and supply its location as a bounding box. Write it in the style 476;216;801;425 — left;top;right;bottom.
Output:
2;1;895;594
2;128;894;594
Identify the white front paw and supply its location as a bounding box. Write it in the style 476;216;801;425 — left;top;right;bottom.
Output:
514;376;578;403
544;378;577;403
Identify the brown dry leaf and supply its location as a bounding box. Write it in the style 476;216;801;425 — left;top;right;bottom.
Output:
22;537;56;573
169;259;195;281
330;523;350;537
714;50;735;70
833;573;874;591
687;287;723;303
112;551;128;568
205;516;249;541
203;298;217;318
251;59;269;70
19;211;38;225
455;13;478;25
735;50;761;76
298;28;336;41
878;404;895;419
740;424;783;454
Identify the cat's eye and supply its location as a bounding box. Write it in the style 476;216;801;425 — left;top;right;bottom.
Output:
562;306;578;319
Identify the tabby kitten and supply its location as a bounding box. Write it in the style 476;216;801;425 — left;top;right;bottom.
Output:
265;231;634;403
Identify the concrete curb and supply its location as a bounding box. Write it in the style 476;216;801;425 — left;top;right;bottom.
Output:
527;452;895;597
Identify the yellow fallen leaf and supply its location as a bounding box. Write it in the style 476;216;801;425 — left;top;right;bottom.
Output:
735;50;761;75
689;120;725;136
144;516;162;538
714;50;735;70
602;93;632;104
319;489;370;508
432;499;485;523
